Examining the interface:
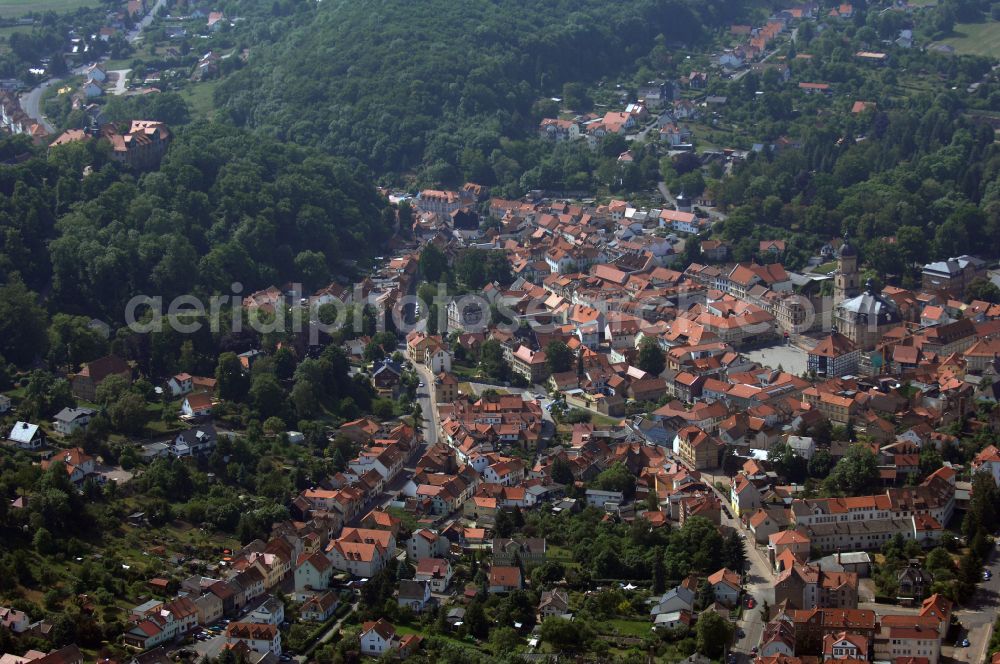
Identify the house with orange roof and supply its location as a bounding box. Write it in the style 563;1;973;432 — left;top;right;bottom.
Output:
748;508;780;544
180;391;213;418
488;566;523;594
770;529;811;562
963;337;1000;372
972;444;1000;486
875;614;942;664
538;118;580;142
415;558;453;592
798;82;831;94
823;631;868;660
918;593;952;638
707;568;742;606
294;552;332;592
731;473;762;517
40;446;96;484
510;345;549;383
808;332;859;378
360;618;421;658
325;539;388;578
360;509;402;537
405;528;449;561
674;426;725;470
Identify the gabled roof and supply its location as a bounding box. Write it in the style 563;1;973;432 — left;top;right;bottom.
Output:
361;618;396;641
810;332;856;358
707;568;741;589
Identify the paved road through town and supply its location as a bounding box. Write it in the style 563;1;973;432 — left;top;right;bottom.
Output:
696;476;776;662
950;542;1000;664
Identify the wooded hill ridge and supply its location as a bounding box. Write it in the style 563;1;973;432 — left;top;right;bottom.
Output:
214;0;759;179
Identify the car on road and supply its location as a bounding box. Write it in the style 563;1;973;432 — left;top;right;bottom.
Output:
418;381;424;387
983;569;992;580
956;638;970;648
736;628;745;638
751;646;759;655
746;597;756;609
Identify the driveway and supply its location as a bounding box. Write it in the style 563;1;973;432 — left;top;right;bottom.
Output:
107;69;131;95
950;543;1000;664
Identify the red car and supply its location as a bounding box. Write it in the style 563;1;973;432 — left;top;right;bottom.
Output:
747;597;756;609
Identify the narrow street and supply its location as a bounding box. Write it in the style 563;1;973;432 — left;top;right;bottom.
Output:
723;511;776;662
699;476;776;662
412;362;438;447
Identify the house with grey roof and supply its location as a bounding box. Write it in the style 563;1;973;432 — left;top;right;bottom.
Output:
8;421;43;449
53;407;95;436
650;585;695;617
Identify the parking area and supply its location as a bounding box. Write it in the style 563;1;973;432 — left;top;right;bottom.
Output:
189;625;227;659
742;341;808;376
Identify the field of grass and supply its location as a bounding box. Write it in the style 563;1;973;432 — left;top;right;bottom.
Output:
0;24;26;52
0;0;101;19
394;625;487;652
604;618;653;637
590;411;625;426
936;20;1000;57
181;79;220;120
812;260;837;274
546;544;581;569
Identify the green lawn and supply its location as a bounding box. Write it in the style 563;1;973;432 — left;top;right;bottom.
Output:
394;625;487;652
936;20;1000;57
0;0;101;18
0;24;26;52
590;412;625;426
181;79;220;120
813;260;837;274
604;618;652;637
546;544;581;569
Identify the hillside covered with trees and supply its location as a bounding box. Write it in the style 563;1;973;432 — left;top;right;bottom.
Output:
0;124;390;330
214;0;760;181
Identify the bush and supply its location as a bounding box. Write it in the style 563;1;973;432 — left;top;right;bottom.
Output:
563;408;591;424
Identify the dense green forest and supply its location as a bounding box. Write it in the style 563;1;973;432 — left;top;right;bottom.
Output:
0;124;391;326
214;0;757;181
